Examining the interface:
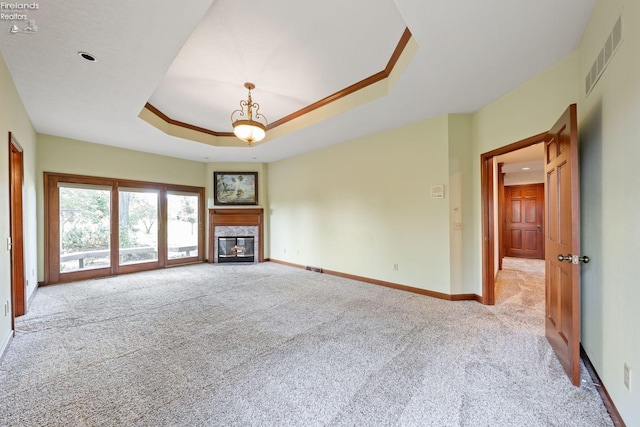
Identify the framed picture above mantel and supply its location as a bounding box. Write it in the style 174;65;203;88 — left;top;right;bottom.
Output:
214;172;258;205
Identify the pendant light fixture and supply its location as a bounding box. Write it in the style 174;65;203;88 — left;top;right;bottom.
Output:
231;82;268;145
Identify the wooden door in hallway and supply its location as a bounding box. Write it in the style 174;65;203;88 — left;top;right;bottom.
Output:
544;104;583;386
504;184;544;259
9;133;26;318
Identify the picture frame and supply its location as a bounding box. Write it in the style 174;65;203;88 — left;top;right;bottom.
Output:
214;172;258;205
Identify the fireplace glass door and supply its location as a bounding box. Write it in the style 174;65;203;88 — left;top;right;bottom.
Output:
218;236;254;263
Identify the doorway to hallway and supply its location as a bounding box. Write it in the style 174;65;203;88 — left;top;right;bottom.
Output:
481;132;546;305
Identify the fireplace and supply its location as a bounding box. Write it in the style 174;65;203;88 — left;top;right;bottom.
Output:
208;208;264;263
217;236;255;263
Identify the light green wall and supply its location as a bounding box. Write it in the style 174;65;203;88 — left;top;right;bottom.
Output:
267;51;576;299
36;134;208;280
269;115;453;293
312;53;579;298
0;50;37;352
577;0;639;423
37;134;207;185
448;114;474;294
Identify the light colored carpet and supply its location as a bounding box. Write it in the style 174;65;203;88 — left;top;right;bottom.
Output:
0;260;613;426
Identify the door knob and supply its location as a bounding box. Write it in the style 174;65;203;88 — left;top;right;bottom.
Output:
557;254;590;264
537;224;542;229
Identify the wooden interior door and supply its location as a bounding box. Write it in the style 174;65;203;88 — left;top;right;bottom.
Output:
9;133;26;318
504;184;544;259
544;104;582;386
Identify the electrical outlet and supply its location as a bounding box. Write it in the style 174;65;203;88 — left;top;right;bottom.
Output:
283;248;286;254
393;263;399;271
454;222;463;230
624;363;632;391
4;300;8;317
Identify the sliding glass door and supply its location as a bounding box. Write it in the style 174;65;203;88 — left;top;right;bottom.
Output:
119;188;159;266
167;191;200;261
45;173;205;284
59;184;112;273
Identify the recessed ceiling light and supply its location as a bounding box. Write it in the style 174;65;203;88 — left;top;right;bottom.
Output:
522;167;531;171
78;52;97;62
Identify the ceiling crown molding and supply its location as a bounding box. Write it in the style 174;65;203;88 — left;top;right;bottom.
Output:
139;28;416;148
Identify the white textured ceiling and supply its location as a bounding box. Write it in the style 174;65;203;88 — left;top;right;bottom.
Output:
0;0;595;163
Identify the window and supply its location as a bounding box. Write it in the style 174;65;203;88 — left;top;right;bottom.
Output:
44;173;205;284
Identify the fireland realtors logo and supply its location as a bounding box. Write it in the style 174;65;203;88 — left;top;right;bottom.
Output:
1;2;39;34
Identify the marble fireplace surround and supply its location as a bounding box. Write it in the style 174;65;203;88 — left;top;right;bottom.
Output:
208;208;264;263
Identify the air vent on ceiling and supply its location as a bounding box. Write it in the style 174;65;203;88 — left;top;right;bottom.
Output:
585;15;622;96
